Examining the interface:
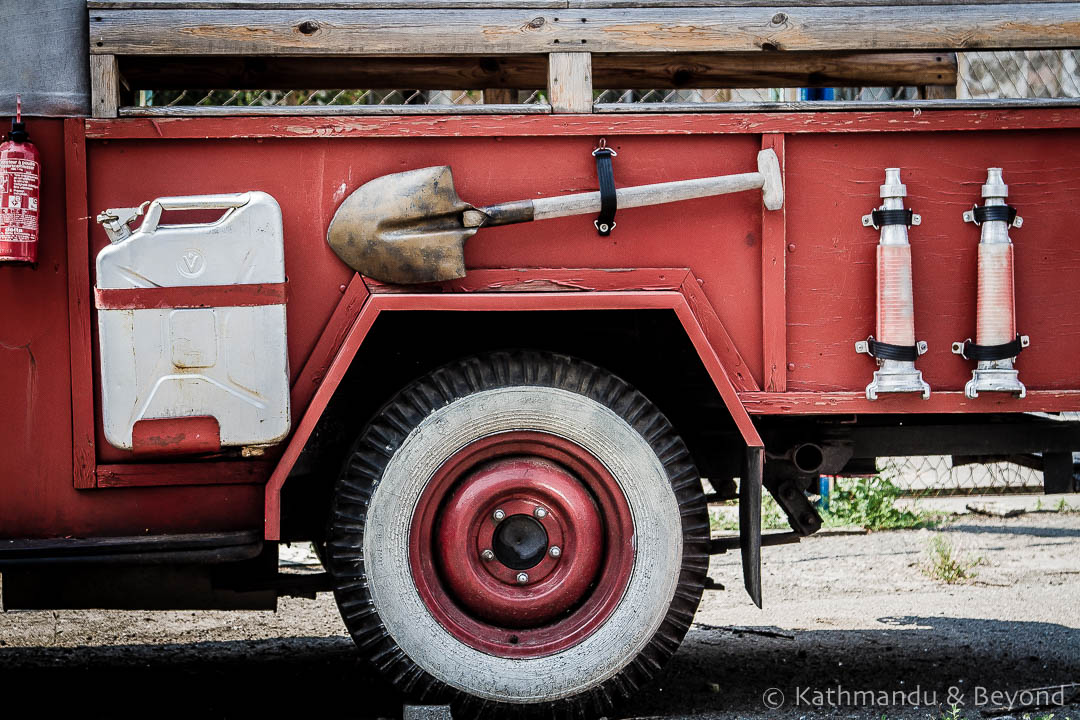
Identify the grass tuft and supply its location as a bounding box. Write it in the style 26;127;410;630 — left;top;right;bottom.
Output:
824;477;935;531
922;534;983;584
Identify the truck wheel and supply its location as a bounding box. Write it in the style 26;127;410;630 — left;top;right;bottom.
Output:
326;351;708;717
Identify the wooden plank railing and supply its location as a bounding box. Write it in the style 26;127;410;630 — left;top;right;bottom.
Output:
85;1;1080;117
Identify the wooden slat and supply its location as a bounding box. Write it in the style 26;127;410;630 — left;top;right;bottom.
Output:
594;51;957;89
595;98;1080;113
363;268;691;294
760;133;786;393
96;462;271;487
680;272;760;392
90;55;121;118
117;52;956;91
90;1;569;7
119;103;552;116
739;390;1080;415
88;0;1080;8
569;0;1080;5
64;119;96;489
120;55;549;89
289;273;369;425
89;6;1080;56
86;108;1080;140
548;52;592;113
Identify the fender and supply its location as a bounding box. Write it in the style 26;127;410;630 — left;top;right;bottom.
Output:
266;267;767;596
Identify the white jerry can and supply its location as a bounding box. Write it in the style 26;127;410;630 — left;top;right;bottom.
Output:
95;192;290;452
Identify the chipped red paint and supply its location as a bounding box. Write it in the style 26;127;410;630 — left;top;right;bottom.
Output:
363;267;689;294
739;390;1080;414
84;109;1080;141
94;281;288;310
96;461;271;489
131;416;222;456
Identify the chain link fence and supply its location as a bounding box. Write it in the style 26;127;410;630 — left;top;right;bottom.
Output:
140;50;1080;109
877;456;1046;497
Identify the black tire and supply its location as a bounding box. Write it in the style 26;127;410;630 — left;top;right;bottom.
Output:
326;351;708;718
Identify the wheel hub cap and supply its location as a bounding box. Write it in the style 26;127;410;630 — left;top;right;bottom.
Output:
492;514;549;570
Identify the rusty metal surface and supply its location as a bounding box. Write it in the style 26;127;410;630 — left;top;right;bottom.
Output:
327;165;477;284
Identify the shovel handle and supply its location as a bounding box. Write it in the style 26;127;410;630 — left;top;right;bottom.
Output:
464;149;783;229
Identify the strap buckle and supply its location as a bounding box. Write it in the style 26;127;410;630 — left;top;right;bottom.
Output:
592;138;617;157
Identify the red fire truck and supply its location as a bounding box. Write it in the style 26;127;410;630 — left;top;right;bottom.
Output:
2;1;1079;716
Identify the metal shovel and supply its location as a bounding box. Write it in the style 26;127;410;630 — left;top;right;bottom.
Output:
327;149;783;284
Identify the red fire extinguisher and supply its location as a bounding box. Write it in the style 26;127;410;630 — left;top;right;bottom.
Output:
1;95;41;265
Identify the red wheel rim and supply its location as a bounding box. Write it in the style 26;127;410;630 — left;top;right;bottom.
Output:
409;431;635;658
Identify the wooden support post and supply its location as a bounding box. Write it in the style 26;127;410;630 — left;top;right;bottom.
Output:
548;52;593;114
482;89;517;104
760;133;788;393
63;119;96;488
90;54;121;118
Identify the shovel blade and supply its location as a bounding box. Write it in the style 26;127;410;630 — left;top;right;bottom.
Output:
327;166;478;284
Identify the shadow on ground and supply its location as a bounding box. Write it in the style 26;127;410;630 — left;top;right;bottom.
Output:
1;617;1077;719
633;616;1080;719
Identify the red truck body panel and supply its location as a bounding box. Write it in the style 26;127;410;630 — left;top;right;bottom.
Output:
3;110;1080;540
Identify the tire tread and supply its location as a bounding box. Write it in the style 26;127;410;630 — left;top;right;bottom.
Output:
326;351;708;719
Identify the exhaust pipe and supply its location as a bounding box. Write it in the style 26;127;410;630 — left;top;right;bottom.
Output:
951;168;1029;398
855;168;930;401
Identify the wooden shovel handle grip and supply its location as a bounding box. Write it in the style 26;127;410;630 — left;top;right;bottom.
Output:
463;199;535;228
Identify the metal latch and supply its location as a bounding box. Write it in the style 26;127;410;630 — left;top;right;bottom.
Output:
96;201;150;243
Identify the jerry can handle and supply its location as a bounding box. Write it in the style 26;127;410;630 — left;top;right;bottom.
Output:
141;193;252;235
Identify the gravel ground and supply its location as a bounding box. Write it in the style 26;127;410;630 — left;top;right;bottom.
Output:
1;510;1077;720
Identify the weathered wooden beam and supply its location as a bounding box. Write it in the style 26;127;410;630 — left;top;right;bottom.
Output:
548;51;592;112
89;6;1080;56
90;54;122;118
121;55;543;89
118;51;956;90
119;103;551;115
88;1;1080;8
593;51;958;88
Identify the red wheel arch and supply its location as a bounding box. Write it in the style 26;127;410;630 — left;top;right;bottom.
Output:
265;267;764;540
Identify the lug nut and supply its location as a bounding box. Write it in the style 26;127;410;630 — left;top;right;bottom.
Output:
493;508;506;522
516;572;529;584
549;546;561;558
534;506;548;519
481;549;494;561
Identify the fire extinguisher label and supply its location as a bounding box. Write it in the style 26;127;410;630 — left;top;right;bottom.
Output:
0;157;40;244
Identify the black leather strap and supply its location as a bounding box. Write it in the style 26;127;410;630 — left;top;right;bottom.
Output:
866;337;919;362
972;204;1018;225
961;335;1025;361
593;145;617;236
871;209;915;228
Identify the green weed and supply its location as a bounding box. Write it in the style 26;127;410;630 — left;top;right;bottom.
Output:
922;534;983;584
823;477;934;531
939;705;965;720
